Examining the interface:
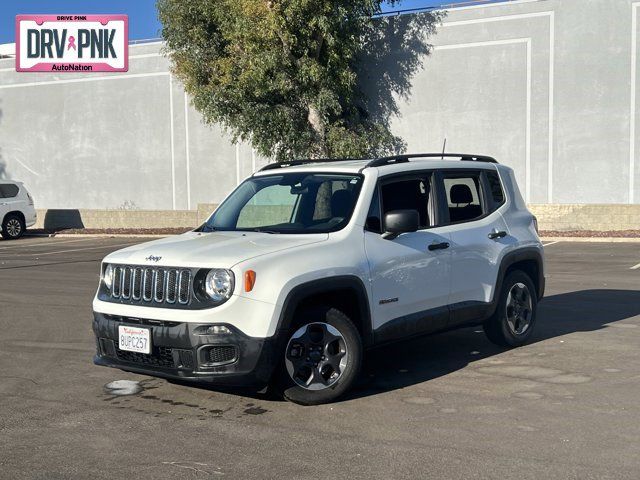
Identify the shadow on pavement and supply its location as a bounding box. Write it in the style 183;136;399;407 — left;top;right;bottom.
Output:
347;289;640;400
166;289;640;403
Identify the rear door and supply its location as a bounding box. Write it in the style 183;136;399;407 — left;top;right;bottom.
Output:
438;169;510;326
364;171;453;342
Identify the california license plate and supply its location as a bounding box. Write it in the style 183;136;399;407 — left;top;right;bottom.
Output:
118;325;151;354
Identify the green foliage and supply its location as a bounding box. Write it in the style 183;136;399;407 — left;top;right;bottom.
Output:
158;0;441;161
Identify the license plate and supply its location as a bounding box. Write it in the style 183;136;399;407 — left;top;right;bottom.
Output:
118;325;151;354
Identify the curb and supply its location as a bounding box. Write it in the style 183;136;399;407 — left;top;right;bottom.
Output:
52;233;170;238
24;233;169;239
540;237;640;243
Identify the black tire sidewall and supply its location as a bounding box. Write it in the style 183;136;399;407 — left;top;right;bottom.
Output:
2;214;25;239
487;270;538;347
276;307;362;406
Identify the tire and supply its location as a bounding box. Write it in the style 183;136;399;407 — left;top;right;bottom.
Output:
484;270;538;348
273;307;362;406
1;213;26;240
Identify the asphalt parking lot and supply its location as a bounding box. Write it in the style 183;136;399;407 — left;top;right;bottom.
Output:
0;236;639;479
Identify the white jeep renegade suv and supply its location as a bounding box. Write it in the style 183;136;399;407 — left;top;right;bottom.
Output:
93;154;544;405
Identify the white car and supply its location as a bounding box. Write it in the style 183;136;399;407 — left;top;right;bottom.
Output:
93;153;545;405
0;181;37;240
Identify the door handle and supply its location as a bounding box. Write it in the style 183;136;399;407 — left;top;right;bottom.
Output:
428;241;450;251
488;230;507;240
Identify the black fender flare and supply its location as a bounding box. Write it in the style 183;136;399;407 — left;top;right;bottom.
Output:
276;275;373;347
490;247;545;315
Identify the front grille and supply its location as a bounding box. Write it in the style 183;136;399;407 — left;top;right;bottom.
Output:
99;337;194;370
115;345;175;368
110;265;192;306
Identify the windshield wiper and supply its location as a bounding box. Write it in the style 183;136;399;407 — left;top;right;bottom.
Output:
250;228;280;234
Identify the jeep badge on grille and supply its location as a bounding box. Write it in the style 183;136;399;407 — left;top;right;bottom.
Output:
145;255;162;262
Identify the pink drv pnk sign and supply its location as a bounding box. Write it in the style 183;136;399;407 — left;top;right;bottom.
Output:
16;15;128;72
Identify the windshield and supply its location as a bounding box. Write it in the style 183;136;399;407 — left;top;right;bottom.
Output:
201;173;363;234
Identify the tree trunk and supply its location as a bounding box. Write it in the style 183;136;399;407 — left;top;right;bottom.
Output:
307;104;328;158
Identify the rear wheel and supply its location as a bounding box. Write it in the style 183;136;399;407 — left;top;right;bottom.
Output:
1;214;25;239
273;307;362;405
484;270;537;347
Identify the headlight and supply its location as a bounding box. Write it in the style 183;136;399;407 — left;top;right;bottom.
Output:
103;264;114;289
204;269;234;302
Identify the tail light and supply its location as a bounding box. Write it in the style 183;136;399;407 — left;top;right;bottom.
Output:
26;192;34;206
532;216;539;234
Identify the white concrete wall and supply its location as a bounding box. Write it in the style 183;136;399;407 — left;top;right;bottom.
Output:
391;0;639;205
0;42;269;211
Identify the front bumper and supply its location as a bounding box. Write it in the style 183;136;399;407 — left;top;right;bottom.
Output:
92;312;279;387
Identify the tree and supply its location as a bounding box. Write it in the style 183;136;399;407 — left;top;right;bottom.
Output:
158;0;441;161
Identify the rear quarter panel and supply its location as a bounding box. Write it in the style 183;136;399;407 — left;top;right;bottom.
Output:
497;165;541;247
495;165;545;284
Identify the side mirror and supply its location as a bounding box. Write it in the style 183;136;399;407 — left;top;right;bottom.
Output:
382;209;420;240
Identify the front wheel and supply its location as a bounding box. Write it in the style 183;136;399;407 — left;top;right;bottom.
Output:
274;307;362;405
484;270;538;347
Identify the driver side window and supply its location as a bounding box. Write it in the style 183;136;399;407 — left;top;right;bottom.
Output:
366;174;436;234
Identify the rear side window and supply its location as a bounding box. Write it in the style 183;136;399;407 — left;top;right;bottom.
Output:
486;171;505;206
0;184;19;198
442;174;485;223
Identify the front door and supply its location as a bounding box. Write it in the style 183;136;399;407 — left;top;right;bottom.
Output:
364;172;452;343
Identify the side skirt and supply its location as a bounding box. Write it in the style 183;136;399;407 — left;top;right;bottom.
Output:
372;301;493;346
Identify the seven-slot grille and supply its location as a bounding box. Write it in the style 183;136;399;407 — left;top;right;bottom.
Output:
111;266;191;305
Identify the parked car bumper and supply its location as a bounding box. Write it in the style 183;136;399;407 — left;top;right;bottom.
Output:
25;208;37;227
92;312;280;387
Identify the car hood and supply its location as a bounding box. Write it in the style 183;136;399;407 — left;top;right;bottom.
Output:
103;231;329;268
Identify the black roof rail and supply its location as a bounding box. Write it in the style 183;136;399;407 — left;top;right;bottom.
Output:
364;153;497;168
256;152;498;173
257;157;362;172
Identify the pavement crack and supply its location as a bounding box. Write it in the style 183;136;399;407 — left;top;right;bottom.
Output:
0;375;39;385
162;461;223;476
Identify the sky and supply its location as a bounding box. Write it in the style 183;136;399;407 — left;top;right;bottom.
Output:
0;0;505;45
